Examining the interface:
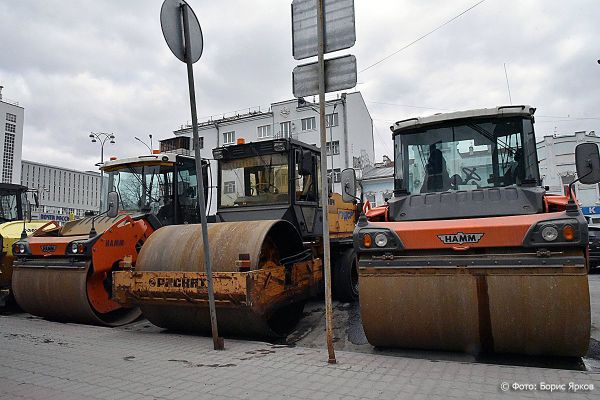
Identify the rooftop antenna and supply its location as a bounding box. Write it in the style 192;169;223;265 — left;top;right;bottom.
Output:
503;63;513;105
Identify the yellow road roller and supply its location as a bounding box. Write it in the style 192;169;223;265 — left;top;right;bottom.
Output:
113;138;360;338
0;183;46;306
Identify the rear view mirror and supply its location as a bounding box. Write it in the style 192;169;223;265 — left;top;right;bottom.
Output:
340;168;357;203
106;191;119;218
575;143;600;184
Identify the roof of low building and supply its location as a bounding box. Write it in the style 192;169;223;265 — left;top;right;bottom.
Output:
362;165;394;180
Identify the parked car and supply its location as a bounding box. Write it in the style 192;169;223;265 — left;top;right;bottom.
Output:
588;225;600;272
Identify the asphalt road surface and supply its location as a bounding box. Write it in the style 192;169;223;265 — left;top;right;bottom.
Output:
4;273;600;373
285;272;600;372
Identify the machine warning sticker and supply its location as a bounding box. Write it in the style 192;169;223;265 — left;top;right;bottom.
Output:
437;232;484;245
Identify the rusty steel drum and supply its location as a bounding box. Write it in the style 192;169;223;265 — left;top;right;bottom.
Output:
12;261;141;326
359;251;590;357
136;220;308;338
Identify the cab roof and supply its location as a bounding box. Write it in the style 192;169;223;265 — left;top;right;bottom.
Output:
101;153;189;171
216;138;321;159
391;105;536;134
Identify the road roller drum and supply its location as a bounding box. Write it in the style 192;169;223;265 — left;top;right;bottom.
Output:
359;254;590;356
12;261;141;326
113;220;323;338
12;215;153;327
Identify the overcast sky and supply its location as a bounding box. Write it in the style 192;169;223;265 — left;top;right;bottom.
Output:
1;0;599;171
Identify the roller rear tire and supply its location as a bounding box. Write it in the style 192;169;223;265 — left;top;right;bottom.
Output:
334;248;359;303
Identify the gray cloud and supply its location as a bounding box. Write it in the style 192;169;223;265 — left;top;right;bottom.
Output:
0;0;598;170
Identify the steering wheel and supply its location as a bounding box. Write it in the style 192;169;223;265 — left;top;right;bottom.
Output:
461;167;481;183
254;183;279;194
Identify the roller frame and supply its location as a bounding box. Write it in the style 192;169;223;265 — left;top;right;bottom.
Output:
112;259;323;337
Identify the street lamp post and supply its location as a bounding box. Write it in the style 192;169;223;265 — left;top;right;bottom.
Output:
135;134;153;154
89;132;115;212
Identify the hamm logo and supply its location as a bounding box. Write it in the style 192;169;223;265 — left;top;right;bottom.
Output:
437;232;484;245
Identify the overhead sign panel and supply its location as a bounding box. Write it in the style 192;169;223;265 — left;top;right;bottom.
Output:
292;54;357;98
291;0;355;60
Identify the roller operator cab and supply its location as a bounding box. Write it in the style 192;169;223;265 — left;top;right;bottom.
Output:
354;105;600;357
11;153;206;327
213;138;323;240
103;153;208;225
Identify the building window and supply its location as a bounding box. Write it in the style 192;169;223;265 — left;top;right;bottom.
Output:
325;113;338;128
327;168;341;183
2;133;15;183
366;193;376;207
6;113;16;123
224;181;236;194
279;121;291;138
5;123;16;133
223;131;235;145
301;117;316;131
326;140;340;156
257;125;272;139
191;136;204;150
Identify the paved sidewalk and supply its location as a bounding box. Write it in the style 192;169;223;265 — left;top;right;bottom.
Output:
1;315;599;400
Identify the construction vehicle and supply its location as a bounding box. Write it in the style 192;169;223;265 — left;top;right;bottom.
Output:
11;152;207;326
0;183;46;306
112;138;360;338
350;105;599;357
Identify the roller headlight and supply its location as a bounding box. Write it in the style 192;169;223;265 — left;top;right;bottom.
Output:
541;226;558;242
362;233;372;248
13;243;26;254
374;233;388;247
68;242;86;254
355;228;403;251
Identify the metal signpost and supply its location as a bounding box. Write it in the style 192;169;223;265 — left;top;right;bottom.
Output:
160;0;224;350
291;0;357;364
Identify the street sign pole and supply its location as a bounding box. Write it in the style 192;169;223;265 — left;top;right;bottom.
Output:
180;2;223;351
317;0;336;365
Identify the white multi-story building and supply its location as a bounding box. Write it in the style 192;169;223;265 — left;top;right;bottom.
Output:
171;92;374;213
0;86;24;184
21;160;103;220
537;130;600;212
